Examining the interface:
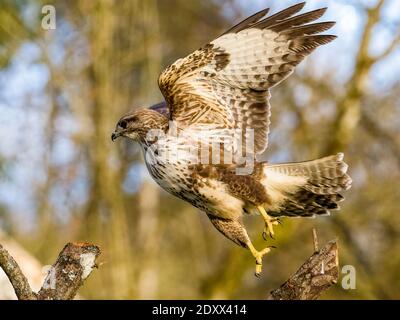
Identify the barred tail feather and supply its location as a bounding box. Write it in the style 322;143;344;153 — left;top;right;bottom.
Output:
262;153;352;217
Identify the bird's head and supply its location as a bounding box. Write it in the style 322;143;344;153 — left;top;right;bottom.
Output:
111;109;168;144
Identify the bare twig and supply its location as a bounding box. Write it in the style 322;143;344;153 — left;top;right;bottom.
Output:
373;33;400;62
0;242;101;300
267;239;339;300
324;0;386;154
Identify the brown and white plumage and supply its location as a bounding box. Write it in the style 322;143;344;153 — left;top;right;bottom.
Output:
261;153;351;217
158;2;336;156
112;2;352;276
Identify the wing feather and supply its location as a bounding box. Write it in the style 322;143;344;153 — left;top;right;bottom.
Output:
281;21;336;37
158;3;336;157
266;8;328;31
221;8;270;35
254;2;306;29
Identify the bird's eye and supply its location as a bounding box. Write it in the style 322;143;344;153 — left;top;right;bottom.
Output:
119;120;128;129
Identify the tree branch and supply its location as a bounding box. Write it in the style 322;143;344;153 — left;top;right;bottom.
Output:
0;242;100;300
324;0;386;154
268;232;339;300
0;243;37;300
372;31;400;62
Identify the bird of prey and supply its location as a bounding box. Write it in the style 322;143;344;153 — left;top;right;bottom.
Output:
112;2;352;276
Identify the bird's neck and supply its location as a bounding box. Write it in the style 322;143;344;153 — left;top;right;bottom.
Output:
138;114;169;147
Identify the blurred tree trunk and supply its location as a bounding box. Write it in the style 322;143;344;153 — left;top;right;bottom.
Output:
136;0;162;299
322;0;392;299
84;0;133;298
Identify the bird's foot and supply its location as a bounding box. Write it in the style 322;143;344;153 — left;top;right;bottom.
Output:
251;246;275;277
258;206;280;240
262;218;281;240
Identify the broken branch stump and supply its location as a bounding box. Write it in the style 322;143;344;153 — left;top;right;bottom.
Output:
0;242;100;300
268;231;339;300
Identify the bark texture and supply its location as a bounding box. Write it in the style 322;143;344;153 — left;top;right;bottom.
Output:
268;239;339;300
0;242;100;300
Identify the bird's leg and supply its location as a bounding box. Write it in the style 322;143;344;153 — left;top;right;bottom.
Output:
258;206;280;239
207;214;273;277
246;240;273;277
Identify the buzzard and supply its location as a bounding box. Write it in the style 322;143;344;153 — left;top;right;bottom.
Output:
112;2;352;276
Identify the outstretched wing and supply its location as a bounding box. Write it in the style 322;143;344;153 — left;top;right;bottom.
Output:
158;2;336;156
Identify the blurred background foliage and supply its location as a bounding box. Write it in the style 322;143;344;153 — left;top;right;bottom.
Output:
0;0;399;299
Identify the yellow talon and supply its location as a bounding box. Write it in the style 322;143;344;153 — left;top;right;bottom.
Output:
258;206;276;239
247;241;272;277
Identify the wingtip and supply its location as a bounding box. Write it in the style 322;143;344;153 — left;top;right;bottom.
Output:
289;2;307;13
221;6;271;35
312;7;328;17
255;8;271;22
326;34;338;42
318;7;329;17
317;34;338;45
296;2;307;9
317;21;337;33
260;8;270;16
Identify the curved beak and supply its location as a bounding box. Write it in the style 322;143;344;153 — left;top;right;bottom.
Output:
111;131;122;141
